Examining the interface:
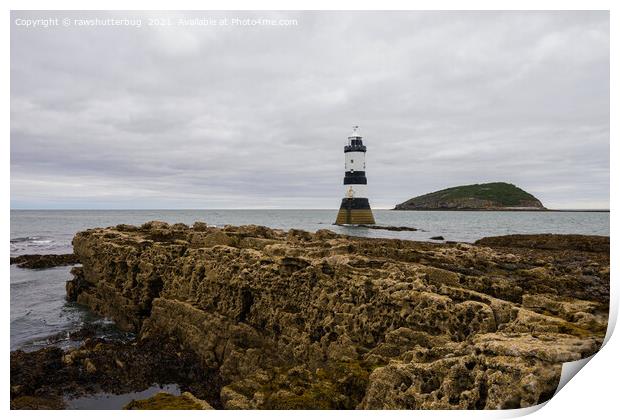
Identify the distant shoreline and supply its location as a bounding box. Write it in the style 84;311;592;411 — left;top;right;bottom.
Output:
390;208;610;213
10;208;611;212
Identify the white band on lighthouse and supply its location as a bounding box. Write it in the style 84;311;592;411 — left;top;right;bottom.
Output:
344;184;368;199
344;151;366;172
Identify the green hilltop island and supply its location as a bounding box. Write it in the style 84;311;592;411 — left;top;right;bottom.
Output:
394;182;546;211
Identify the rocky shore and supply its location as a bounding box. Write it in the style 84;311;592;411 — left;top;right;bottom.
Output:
11;222;609;409
10;253;79;269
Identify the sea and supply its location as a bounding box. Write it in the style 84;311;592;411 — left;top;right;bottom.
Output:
10;209;610;352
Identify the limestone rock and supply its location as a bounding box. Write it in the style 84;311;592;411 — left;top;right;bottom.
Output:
12;222;608;410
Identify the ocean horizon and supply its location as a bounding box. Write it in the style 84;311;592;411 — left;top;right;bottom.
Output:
10;209;610;259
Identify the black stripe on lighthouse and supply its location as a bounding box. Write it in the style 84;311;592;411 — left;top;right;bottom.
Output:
340;197;372;209
344;171;367;185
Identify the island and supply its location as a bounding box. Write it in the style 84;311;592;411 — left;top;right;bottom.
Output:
394;182;546;211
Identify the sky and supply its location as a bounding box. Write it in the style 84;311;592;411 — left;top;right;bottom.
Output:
10;11;610;209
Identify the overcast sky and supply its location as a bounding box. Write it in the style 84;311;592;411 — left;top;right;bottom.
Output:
11;11;609;209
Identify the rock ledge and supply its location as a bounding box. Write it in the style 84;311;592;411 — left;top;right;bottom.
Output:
12;222;609;409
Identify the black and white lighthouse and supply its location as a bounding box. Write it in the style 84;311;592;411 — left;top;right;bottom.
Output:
335;126;376;225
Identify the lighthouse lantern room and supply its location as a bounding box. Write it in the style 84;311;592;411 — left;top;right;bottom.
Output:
335;126;376;225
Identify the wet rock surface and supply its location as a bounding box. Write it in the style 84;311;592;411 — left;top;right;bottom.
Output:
10;336;221;410
357;225;419;231
10;253;80;269
11;222;609;409
475;234;609;253
124;392;214;410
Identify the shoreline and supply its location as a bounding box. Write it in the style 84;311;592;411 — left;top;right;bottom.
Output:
10;222;610;410
390;208;610;212
10;208;611;212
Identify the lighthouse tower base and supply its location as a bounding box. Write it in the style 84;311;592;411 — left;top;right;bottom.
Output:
335;198;376;225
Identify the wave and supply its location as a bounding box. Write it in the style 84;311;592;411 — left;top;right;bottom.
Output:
11;236;54;245
10;235;64;256
11;236;47;243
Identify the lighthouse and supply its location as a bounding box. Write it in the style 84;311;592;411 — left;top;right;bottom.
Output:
335;126;376;225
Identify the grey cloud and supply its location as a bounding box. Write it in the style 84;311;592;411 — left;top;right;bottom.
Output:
11;11;609;209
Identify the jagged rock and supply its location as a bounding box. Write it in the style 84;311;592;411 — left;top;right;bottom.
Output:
11;222;609;409
66;266;89;301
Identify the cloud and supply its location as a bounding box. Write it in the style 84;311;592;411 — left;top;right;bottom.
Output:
11;11;609;209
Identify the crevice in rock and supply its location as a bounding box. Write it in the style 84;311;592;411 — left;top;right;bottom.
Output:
237;288;254;323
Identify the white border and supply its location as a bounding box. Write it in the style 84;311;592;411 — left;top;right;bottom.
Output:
3;1;616;419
